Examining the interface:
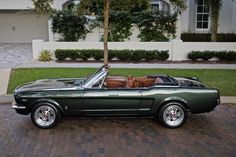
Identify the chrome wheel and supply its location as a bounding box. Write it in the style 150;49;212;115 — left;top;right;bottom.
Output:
163;104;185;127
34;105;56;127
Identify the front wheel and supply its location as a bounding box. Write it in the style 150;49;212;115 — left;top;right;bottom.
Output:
31;102;61;129
158;102;188;128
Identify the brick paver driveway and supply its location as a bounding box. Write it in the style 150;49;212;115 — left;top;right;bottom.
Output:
0;44;32;68
0;104;235;157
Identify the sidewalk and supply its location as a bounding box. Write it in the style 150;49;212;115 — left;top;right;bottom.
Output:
16;62;236;69
0;69;11;95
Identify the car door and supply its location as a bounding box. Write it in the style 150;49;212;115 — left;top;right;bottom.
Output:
82;88;142;115
54;89;84;115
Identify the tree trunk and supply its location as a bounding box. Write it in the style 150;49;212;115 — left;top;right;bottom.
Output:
103;0;109;66
210;2;220;42
211;14;218;42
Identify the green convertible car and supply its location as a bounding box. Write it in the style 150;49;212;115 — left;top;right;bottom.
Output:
12;65;220;129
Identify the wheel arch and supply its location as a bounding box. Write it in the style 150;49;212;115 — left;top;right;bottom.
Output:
156;97;190;114
32;98;65;115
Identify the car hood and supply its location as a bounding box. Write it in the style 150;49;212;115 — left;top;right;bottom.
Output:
14;78;84;93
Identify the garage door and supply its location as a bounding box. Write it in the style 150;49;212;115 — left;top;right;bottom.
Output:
0;12;49;43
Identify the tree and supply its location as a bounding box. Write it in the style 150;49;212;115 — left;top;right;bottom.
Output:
204;0;222;42
169;0;187;14
32;0;186;65
79;0;150;42
32;0;54;15
134;11;178;41
51;10;91;41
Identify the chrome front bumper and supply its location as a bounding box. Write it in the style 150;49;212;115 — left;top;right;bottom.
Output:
12;101;26;109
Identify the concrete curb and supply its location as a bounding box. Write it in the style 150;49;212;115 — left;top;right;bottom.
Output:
0;94;14;104
0;95;235;104
220;96;236;104
15;62;236;69
0;68;11;95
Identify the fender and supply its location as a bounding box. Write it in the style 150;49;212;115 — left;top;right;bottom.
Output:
33;98;65;114
152;96;190;114
162;96;188;105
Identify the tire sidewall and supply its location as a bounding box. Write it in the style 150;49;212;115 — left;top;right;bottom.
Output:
159;102;188;128
31;102;61;129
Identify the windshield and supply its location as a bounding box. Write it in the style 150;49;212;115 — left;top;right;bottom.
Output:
83;65;108;88
83;65;106;84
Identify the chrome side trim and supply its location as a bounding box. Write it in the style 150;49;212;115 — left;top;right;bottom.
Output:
82;108;150;112
12;102;26;109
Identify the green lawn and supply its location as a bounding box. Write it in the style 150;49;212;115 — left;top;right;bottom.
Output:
8;68;236;96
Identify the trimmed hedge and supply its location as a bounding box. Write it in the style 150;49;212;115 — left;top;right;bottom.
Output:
188;51;236;61
54;49;169;62
181;33;236;42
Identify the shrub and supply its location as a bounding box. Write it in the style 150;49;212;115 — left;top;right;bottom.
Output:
39;50;52;62
188;51;214;61
201;51;214;60
181;33;236;42
144;50;157;61
188;51;236;61
227;51;236;61
158;50;169;61
188;51;200;61
115;50;131;62
91;50;103;61
67;50;79;60
215;51;236;61
55;49;68;61
130;50;145;62
54;49;170;62
108;50;116;61
215;51;227;61
80;50;91;61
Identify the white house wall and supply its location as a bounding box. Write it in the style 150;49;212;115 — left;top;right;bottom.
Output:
233;0;236;32
218;0;234;33
182;0;236;33
79;27;101;42
180;0;190;33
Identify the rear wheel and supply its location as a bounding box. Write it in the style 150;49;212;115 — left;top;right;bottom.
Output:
31;102;61;129
158;102;188;128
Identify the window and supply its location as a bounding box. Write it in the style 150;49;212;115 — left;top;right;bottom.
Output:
196;0;210;30
152;4;160;12
62;0;80;10
150;0;170;13
150;0;160;12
